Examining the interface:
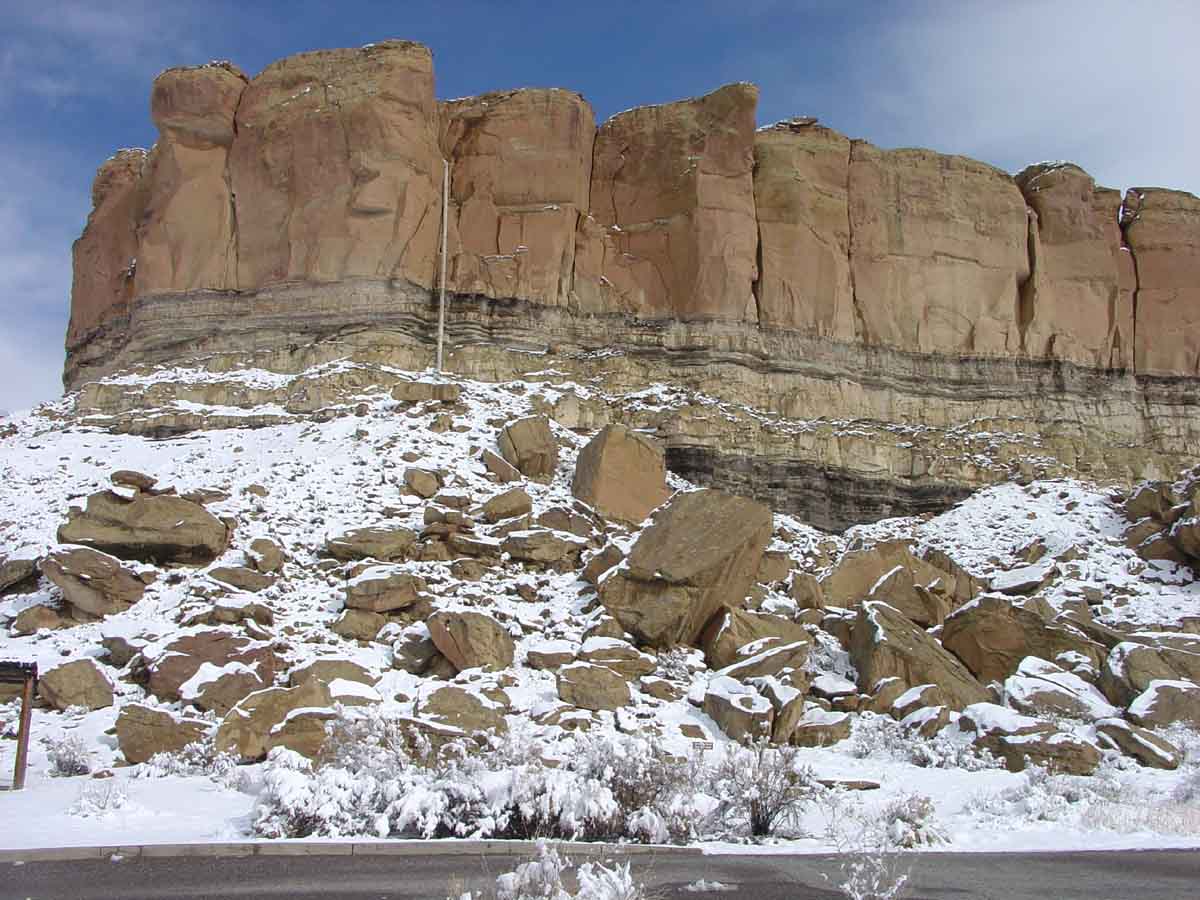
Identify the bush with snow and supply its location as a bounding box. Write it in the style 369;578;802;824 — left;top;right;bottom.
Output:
452;840;647;900
880;793;945;848
138;738;239;781
849;713;997;771
45;734;91;777
712;739;818;837
70;780;130;818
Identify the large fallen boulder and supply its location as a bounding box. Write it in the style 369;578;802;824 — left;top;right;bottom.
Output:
179;662;268;716
599;489;773;648
117;704;210;764
941;595;1104;684
417;684;508;734
497;416;558;481
215;679;333;760
1099;638;1200;707
58;490;228;564
703;675;773;742
958;702;1100;774
1127;679;1200;729
1095;718;1182;770
37;659;114;711
145;628;281;702
571;424;670;525
0;557;39;593
427;610;515;672
819;541;977;618
40;547;146;618
344;566;427;612
1003;657;1119;722
700;608;809;670
850;601;990;710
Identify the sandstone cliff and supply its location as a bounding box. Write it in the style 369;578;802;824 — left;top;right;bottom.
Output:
64;41;1200;529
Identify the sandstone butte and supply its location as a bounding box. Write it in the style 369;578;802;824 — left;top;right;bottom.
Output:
64;40;1200;528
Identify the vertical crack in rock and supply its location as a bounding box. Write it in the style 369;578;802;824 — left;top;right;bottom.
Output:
1120;192;1142;373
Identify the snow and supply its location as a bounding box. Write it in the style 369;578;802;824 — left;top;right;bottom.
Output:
0;364;1198;855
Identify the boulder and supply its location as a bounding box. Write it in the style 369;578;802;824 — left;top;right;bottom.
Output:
181;662;267;716
248;537;285;574
941;595;1104;684
820;541;970;620
750;675;808;744
599;489;773;648
427;610;515;672
850;601;990;710
391;381;461;404
12;604;65;634
579;83;758;321
325;525;417;562
481;488;532;523
40;547;145;618
1127;679;1200;729
571;425;670;525
417;684;508;734
525;640;578;670
331;608;386;642
718;641;810;682
703;675;773;742
0;557;38;593
557;662;631;711
272;708;339;758
38;659;113;711
210;596;274;627
146;629;280;702
789;707;852;748
391;623;439;674
215;679;333;760
1099;639;1200;707
116;704;210;765
440;88;593;306
344;566;427;613
481;449;522;484
701;608;810;670
501;530;586;565
790;572;825;610
404;467;442;499
208;565;274;593
288;658;378;688
497;416;558;480
577;637;656;679
582;545;624;586
57;490;228;564
1095;717;1182;770
1002;657;1119;722
958;703;1100;774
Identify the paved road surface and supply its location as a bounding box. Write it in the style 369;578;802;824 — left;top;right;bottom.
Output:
4;848;1198;899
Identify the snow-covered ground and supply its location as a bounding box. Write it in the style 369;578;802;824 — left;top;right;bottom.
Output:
1;365;1197;854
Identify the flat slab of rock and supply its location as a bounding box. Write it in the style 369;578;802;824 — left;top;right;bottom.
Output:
344;566;427;613
325;525;417;562
117;704;210;764
58;490;228;564
1127;678;1200;729
38;659;113;711
428;610;514;672
557;662;631;711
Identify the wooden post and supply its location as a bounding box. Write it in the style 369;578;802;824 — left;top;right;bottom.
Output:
2;661;37;791
436;158;449;373
13;672;34;790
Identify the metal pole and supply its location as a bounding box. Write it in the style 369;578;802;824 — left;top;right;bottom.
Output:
436;158;449;373
13;670;35;791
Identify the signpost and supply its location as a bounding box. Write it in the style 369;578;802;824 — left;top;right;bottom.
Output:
0;661;37;791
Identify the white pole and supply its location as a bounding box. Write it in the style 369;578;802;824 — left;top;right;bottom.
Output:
436;159;449;373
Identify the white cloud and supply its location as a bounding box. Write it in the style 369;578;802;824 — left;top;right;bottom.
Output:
745;1;1197;196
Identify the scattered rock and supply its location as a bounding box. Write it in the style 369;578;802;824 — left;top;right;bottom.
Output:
11;604;65;634
325;525;418;562
405;467;442;498
332;608;386;642
703;675;773;742
1095;717;1182;769
0;557;39;593
215;679;333;760
344;566;427;613
248;537;285;573
481;449;522;484
209;565;275;593
481;488;533;523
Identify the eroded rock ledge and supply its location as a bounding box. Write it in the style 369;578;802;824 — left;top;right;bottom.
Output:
63;40;1200;527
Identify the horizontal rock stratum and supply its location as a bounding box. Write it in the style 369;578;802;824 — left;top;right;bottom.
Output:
65;40;1200;528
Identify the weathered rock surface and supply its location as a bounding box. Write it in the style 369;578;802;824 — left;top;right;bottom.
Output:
117;704;210;765
0;557;39;593
941;596;1105;684
417;684;508;734
427;610;514;672
326;525;417;562
1127;679;1200;729
40;548;145;618
58;490;228;564
215;679;333;760
1095;717;1181;770
497;416;557;481
38;659;113;711
599;489;772;648
703;675;773;742
344;566;427;613
146;629;280;702
700;608;809;670
572;425;670;525
556;662;631;712
850;601;990;710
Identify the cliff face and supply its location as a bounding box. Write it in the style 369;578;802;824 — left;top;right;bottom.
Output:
64;41;1200;529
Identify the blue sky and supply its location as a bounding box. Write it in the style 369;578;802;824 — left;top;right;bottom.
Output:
2;0;1196;411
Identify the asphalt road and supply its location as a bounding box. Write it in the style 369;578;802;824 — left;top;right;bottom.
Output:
4;848;1198;900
